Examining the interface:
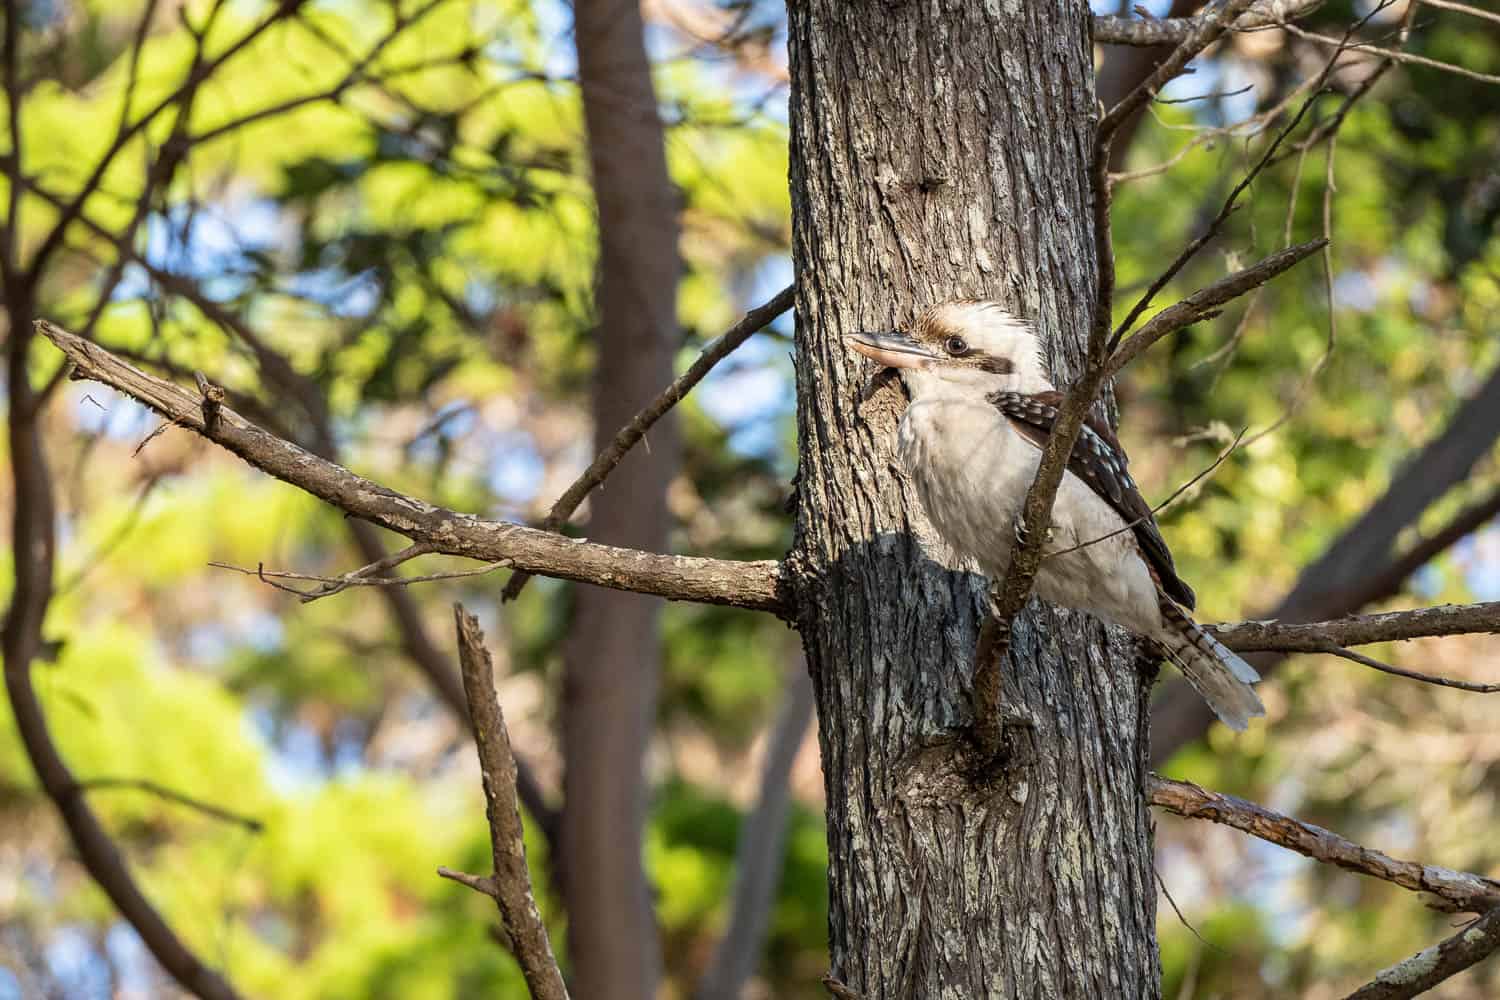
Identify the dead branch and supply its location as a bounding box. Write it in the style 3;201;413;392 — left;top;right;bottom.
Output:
501;284;795;602
207;552;516;603
36;319;788;615
1283;22;1500;87
1104;239;1327;378
1094;0;1323;47
1320;644;1500;694
24;187;569;841
290;542;436;601
1147;775;1500;914
439;607;570;1000
1209;601;1500;654
1342;907;1500;999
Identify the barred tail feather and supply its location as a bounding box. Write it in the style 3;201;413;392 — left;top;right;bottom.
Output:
1156;599;1265;732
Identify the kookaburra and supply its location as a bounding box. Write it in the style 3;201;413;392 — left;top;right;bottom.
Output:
847;300;1265;731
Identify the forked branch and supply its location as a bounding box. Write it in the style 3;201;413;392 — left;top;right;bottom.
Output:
502;284;794;602
1093;0;1323;47
1148;775;1500;914
439;607;569;1000
36;320;788;615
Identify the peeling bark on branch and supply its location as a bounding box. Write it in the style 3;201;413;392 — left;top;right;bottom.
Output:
36;320;787;615
441;607;570;1000
1211;602;1500;653
503;284;794;603
1342;907;1500;999
1093;0;1321;47
1149;775;1500;914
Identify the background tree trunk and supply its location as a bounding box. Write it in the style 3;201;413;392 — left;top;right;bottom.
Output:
563;1;681;995
785;2;1160;996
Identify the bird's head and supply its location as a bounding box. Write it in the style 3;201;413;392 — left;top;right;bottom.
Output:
845;300;1052;400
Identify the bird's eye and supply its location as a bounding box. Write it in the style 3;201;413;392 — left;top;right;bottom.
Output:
945;336;969;356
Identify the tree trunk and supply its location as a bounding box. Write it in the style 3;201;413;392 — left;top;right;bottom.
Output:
563;1;681;996
785;3;1160;996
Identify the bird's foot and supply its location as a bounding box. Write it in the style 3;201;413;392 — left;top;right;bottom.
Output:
1011;516;1054;549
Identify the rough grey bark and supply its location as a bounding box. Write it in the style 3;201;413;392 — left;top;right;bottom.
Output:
562;0;680;996
785;2;1160;997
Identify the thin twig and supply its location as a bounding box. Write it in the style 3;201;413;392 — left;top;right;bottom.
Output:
502;284;794;602
1109;3;1386;349
78;777;264;833
1104;239;1327;378
1093;0;1324;46
1284;22;1500;87
1043;426;1248;561
441;606;569;1000
1155;867;1221;953
208;557;511;599
1319;644;1500;694
1148;775;1500;914
1240;135;1341;449
1342;908;1500;999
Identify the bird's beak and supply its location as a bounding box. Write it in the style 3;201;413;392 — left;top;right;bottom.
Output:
844;330;936;369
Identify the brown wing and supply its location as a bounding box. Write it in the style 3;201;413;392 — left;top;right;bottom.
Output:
989;390;1197;610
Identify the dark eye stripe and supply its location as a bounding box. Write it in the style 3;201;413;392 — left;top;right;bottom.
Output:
976;355;1014;375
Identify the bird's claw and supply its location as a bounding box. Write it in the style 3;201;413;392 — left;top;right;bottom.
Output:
1011;517;1054;548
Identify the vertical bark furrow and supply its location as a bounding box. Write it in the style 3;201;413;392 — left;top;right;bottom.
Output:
787;2;1159;995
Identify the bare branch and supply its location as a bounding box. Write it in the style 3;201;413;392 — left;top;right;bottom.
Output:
1283;22;1500;87
22;190;570;840
207;556;511;599
1210;601;1500;654
36;319;788;614
1147;775;1500;914
1097;0;1263;145
77;777;264;833
1343;908;1500;999
295;542;436;600
1320;644;1500;694
502;284;795;602
443;606;570;1000
1093;0;1322;47
1104;239;1327;378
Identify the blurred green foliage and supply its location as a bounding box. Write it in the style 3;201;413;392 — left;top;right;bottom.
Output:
2;0;1499;997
